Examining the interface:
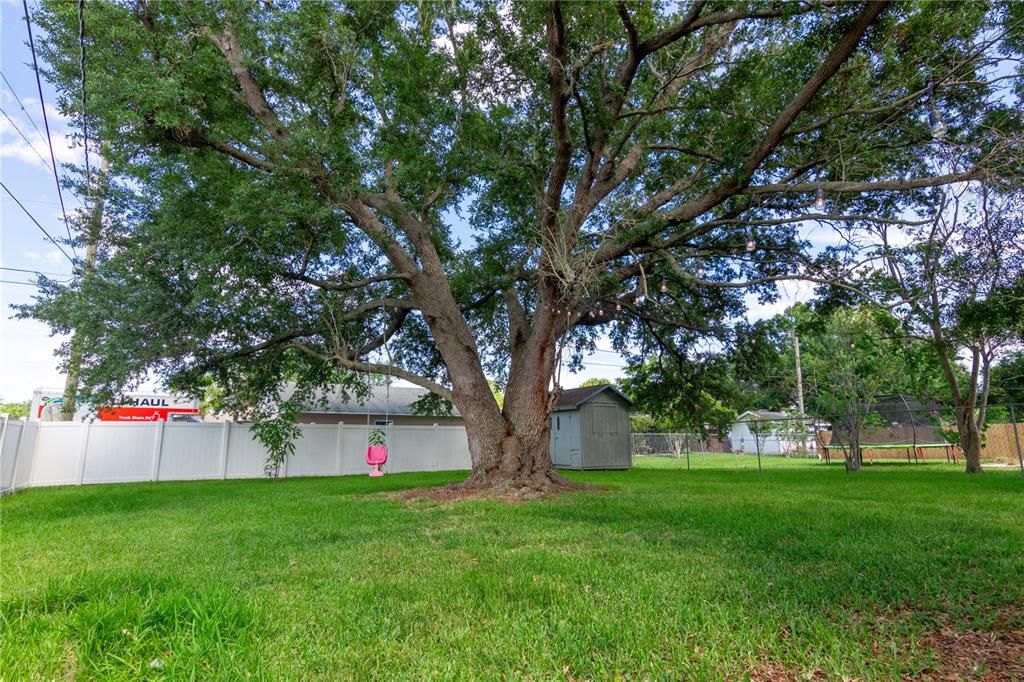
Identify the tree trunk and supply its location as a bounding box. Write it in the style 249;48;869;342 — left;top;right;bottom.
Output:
452;325;583;497
955;406;984;474
845;433;862;472
408;271;581;497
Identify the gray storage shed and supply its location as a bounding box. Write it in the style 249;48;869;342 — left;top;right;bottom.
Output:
550;384;633;470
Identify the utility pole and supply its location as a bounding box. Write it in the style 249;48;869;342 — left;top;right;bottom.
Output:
59;157;110;421
794;333;807;454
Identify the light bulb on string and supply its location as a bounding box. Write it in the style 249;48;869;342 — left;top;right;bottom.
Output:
814;186;826;210
696;264;706;278
929;108;947;140
615;300;622;312
745;231;756;252
926;81;947;140
659;280;668;294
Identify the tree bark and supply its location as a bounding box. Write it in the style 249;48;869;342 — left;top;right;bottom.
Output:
955;406;984;474
405;265;581;497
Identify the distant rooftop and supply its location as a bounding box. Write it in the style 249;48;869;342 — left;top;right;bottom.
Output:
283;384;459;417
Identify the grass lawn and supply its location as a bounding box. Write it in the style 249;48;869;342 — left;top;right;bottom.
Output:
2;456;1023;680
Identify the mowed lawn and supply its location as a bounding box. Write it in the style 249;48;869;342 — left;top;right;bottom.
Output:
2;457;1023;680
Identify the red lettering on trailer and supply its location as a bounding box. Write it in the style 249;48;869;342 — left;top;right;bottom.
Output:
96;406;200;422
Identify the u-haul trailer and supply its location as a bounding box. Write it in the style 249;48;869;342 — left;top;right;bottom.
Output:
30;388;201;422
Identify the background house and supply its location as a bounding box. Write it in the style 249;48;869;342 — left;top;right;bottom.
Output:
288;385;463;426
551;384;633;470
728;410;823;456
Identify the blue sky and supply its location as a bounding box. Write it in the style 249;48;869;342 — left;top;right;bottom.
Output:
0;1;811;404
1;0;82;403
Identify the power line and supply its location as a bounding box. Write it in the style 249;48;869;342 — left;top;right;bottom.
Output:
0;181;75;265
0;279;50;287
0;265;72;279
77;0;91;183
0;70;47;145
0;104;50;167
22;0;77;259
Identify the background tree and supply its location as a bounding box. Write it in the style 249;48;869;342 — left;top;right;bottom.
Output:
865;185;1024;472
800;306;905;471
0;402;30;420
25;1;1022;495
989;352;1024;407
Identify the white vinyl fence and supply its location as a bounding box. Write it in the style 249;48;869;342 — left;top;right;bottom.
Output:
0;416;471;494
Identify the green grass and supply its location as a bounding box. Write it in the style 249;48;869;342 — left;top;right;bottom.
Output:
2;457;1023;680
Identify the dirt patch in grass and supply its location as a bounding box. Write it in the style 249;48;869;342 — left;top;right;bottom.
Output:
393;478;606;504
746;605;1024;681
745;661;829;681
916;626;1024;681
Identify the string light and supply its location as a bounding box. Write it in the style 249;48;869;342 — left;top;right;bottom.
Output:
814;186;826;210
635;294;646;305
615;301;622;312
929;108;947;140
745;230;756;252
659;280;668;293
696;264;706;278
927;82;947;140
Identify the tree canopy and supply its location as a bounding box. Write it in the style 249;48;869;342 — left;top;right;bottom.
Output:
24;0;1024;490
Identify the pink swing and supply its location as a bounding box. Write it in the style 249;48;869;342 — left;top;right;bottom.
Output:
366;443;387;477
365;365;391;477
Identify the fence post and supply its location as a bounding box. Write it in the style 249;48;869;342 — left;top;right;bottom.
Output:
335;421;344;475
151;420;165;481
77;421;92;485
684;434;690;471
1010;405;1023;479
0;415;8;492
28;422;42;487
220;421;231;479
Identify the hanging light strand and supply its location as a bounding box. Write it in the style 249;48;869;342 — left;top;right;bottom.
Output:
926;81;947;140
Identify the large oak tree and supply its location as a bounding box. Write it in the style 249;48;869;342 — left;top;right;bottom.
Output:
28;0;1021;494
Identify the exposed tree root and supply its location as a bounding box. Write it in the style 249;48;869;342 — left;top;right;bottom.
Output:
397;470;600;503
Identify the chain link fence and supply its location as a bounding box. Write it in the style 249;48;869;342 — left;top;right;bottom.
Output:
631;403;1024;473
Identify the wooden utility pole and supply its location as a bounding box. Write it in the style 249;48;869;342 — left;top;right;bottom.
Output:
794;333;807;454
58;157;110;421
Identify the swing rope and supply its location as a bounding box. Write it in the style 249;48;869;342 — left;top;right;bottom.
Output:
364;314;393;446
382;325;392;446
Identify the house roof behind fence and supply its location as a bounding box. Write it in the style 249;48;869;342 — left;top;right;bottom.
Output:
281;383;459;417
737;410;789;421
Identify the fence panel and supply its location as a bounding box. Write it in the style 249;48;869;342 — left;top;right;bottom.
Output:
224;423;268;479
0;418;23;492
340;425;371;475
31;423;86;487
159;423;224;480
385;425;471;473
12;421;38;490
82;422;156;484
289;425;340;477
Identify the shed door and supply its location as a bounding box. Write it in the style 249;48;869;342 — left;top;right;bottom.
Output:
552;412;581;468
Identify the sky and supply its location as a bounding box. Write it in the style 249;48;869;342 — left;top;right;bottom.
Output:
1;0;83;403
0;1;809;404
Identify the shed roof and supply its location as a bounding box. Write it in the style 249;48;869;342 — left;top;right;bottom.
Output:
554;384;633;411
